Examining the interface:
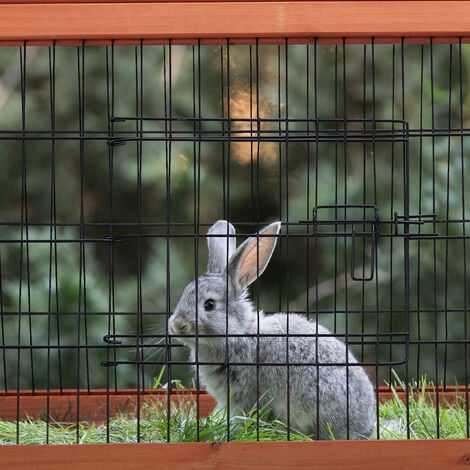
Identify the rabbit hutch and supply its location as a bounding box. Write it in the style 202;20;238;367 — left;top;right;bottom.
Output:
0;0;469;468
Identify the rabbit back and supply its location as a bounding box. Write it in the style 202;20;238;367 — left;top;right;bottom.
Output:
258;313;375;439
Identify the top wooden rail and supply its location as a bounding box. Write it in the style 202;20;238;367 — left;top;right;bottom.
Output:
0;1;470;45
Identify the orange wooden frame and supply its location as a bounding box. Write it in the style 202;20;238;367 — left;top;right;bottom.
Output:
1;439;470;470
0;386;467;422
1;1;470;467
0;388;217;422
0;1;470;45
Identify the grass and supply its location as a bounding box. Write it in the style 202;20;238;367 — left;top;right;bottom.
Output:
0;377;468;444
379;375;469;440
0;400;311;445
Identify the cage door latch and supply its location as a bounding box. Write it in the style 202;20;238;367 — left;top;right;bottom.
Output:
392;212;437;237
300;204;379;282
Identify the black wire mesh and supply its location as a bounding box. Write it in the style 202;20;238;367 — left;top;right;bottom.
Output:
0;39;468;442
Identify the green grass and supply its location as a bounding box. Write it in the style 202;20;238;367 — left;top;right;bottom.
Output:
379;375;469;440
0;378;468;445
0;401;311;445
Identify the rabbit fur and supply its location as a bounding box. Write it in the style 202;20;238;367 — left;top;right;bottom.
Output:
169;220;375;440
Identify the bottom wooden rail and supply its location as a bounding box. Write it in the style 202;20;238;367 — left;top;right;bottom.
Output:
0;386;467;422
0;389;217;422
0;439;469;470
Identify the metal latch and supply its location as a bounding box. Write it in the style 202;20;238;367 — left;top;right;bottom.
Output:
299;206;438;282
300;204;379;282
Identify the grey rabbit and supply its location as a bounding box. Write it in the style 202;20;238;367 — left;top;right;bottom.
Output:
169;220;375;439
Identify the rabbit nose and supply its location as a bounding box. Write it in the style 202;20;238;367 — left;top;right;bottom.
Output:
169;312;189;335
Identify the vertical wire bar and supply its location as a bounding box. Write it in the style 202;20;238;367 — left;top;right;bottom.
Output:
333;43;339;344
46;41;58;445
193;39;202;442
275;41;284;435
370;38;381;439
333;38;342;431
162;41;170;443
105;41;117;443
276;44;283;316
164;39;174;443
304;36;316;437
443;44;453;388
401;37;411;441
359;43;368;282
305;43;311;315
49;43;63;394
387;43;396;386
249;45;256;220
283;38;291;440
416;44;425;391
458;38;470;438
16;42;28;445
21;49;34;400
226;40;234;439
133;41;145;443
219;38;233;440
139;39;146;441
224;43;231;223
370;39;379;308
164;40;173;443
370;39;380;439
313;38;321;442
304;39;313;332
17;41;35;440
219;43;226;223
360;42;368;369
22;47;34;390
341;38;351;440
224;38;231;442
376;40;386;437
360;43;368;368
252;40;261;441
76;41;86;442
375;39;385;433
105;40;112;443
82;44;91;394
429;38;441;438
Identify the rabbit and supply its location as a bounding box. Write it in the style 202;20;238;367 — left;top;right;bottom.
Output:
168;220;376;440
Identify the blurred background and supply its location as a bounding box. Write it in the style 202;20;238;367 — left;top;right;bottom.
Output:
0;42;468;391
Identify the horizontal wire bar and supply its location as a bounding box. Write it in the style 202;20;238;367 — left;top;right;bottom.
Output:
0;308;467;316
102;359;409;367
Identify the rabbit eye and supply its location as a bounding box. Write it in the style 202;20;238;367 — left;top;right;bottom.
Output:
204;299;215;311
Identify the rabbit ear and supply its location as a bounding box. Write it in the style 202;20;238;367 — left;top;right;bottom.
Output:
206;220;236;273
229;221;281;290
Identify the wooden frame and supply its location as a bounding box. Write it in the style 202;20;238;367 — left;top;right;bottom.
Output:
0;386;467;422
1;439;470;470
0;1;470;45
0;1;469;468
0;389;216;422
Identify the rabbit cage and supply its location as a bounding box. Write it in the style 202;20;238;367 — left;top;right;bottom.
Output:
0;0;469;468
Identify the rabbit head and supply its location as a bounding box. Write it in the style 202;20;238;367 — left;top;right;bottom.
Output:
169;220;281;345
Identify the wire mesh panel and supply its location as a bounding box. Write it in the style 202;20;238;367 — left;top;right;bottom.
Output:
0;40;469;443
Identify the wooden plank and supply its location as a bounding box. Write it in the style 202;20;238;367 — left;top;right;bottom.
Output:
0;439;469;469
377;385;470;407
0;389;216;421
0;387;466;422
0;2;470;44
